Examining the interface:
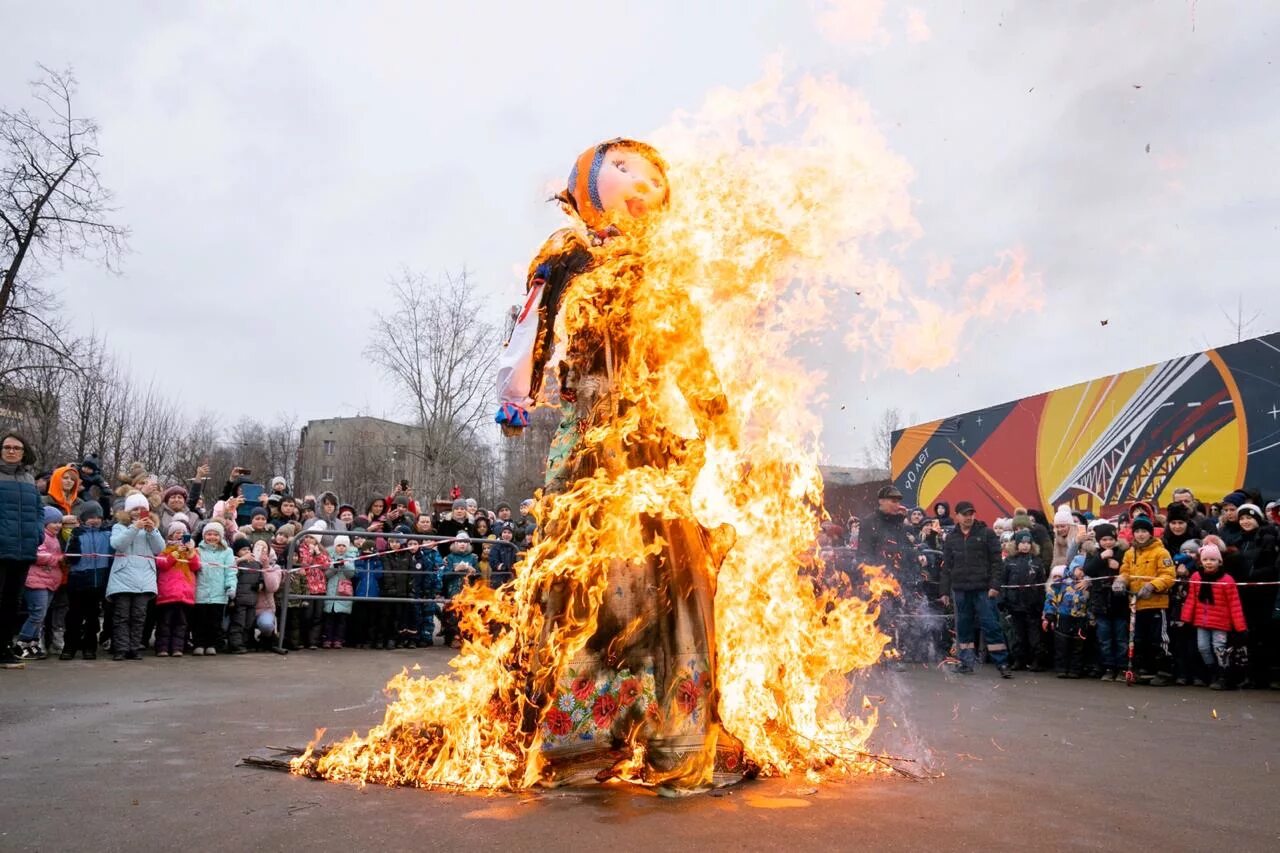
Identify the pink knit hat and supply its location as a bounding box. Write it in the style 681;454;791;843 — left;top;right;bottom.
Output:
1199;543;1222;563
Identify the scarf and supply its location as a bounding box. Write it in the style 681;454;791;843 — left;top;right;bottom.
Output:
1197;566;1222;604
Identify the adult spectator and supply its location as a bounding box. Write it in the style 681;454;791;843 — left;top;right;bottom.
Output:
939;500;1011;677
1233;503;1278;688
435;498;476;557
1171;487;1210;529
857;485;921;669
1215;491;1248;550
0;433;44;666
857;485;920;578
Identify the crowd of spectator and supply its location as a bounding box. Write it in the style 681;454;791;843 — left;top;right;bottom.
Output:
841;484;1280;689
3;426;1277;692
0;431;536;666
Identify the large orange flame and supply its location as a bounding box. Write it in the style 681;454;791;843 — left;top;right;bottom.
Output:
293;63;1012;792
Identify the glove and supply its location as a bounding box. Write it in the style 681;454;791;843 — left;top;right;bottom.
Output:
1137;583;1155;600
1112;578;1127;594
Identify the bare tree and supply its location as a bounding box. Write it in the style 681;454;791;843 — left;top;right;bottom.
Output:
364;270;499;497
861;407;903;472
1;66;127;328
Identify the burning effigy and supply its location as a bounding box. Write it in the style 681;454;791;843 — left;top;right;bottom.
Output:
291;74;935;795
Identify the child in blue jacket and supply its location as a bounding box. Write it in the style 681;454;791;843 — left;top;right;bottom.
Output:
62;503;113;660
1043;560;1091;678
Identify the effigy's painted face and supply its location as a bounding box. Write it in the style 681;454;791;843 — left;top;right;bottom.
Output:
594;147;667;223
566;139;669;230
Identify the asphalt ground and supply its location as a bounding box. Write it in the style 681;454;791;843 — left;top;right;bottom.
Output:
2;650;1278;852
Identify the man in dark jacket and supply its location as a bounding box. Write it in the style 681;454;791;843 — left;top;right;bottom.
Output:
940;500;1010;677
856;485;918;581
857;485;920;668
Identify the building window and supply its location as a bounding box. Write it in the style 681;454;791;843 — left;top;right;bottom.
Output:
321;466;333;481
323;440;336;456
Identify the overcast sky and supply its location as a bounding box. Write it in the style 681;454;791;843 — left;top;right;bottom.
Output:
3;1;1276;465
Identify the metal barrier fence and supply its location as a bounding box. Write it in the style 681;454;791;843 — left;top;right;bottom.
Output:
275;527;517;653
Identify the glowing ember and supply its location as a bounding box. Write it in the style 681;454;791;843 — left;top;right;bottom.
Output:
290;65;984;793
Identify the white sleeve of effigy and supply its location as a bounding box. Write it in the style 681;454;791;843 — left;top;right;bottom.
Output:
495;281;544;409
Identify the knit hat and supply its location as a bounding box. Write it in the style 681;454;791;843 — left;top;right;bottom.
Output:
451;498;467;510
161;484;188;504
203;520;225;540
1199;543;1222;563
276;522;298;539
232;536;253;554
1012;529;1033;545
1237;503;1264;523
1011;512;1032;530
495;502;511;512
271;476;287;490
42;505;64;525
1222;490;1249;508
353;516;370;529
332;535;351;548
124;492;149;512
392;495;410;508
168;521;189;536
1053;505;1075;526
1130;515;1155;534
1092;522;1117;540
249;506;269;520
1165;503;1191;523
1180;539;1200;555
77;502;103;521
169;512;193;533
520;499;534;509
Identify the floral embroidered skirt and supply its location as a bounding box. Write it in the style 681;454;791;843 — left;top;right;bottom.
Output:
535;512;739;784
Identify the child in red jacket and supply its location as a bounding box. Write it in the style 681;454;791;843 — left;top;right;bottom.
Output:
155;523;201;657
1180;543;1246;690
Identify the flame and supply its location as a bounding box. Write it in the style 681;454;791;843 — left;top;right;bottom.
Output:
291;63;994;792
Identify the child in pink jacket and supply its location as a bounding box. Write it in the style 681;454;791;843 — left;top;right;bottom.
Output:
16;507;66;660
154;522;202;657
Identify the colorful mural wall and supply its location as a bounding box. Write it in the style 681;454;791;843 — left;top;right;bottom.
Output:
891;332;1280;519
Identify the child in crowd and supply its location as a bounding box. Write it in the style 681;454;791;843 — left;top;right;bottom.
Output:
1083;523;1128;681
413;534;443;647
243;507;274;550
1180;543;1247;690
442;533;477;648
1166;543;1195;684
1116;515;1176;685
1000;530;1046;671
349;528;384;647
298;526;330;650
154;523;200;657
323;536;356;648
1044;562;1090;678
193;520;236;656
16;506;66;660
252;540;282;649
379;523;415;648
228;537;261;654
492;527;517;578
63;503;113;660
106;493;165;661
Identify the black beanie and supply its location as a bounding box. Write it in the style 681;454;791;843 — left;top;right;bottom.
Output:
1093;522;1117;540
1131;515;1155;535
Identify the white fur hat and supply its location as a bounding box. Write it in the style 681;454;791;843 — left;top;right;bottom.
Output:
124;492;149;512
1053;505;1075;526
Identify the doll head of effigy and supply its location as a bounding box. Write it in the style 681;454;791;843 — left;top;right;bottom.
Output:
558;138;670;232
